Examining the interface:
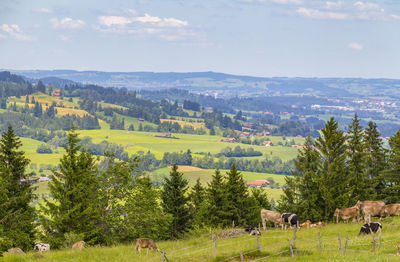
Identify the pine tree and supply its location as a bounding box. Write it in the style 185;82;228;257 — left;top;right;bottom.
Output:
189;178;204;224
364;121;387;197
39;128;102;247
161;165;191;238
382;130;400;203
0;126;36;251
347;114;373;200
224;164;255;226
315;117;352;218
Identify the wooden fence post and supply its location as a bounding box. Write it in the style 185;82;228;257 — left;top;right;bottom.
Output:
240;252;244;262
378;232;381;250
318;232;322;253
293;226;297;247
369;215;371;223
344;238;348;256
212;234;216;258
372;235;376;253
338;234;342;255
256;233;260;250
288;238;294;258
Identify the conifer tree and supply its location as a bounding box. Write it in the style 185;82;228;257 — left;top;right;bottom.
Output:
189;178;204;224
382;130;400;203
364;121;387;197
0;126;36;251
224;164;255;226
315;117;352;218
39;128;102;247
161;165;191;238
347;114;373;200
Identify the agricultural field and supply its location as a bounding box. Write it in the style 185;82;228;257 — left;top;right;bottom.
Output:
160;119;206;129
3;217;400;261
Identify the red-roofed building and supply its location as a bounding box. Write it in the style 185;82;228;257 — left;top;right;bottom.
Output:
246;179;270;188
53;89;61;97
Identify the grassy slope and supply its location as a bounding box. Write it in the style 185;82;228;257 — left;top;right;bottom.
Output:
3;217;400;261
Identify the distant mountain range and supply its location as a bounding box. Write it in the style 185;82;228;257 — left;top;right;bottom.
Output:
6;69;400;99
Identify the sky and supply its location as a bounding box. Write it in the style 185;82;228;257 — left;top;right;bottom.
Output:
0;0;399;78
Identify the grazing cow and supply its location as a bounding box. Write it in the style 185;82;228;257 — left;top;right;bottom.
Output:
356;200;385;221
34;243;50;252
245;227;261;235
281;213;299;229
6;248;25;255
136;238;159;254
379;204;400;218
334;205;359;224
300;220;312;229
260;209;283;230
72;241;85;250
358;222;382;236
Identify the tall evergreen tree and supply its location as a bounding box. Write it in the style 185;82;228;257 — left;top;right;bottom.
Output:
189;178;204;224
161;165;191;239
39;128;102;247
0;126;36;251
382;130;400;203
347;114;373;200
315;117;352;219
364;121;387;197
224;164;255;226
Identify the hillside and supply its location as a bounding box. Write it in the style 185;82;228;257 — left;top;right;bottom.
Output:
3;217;400;261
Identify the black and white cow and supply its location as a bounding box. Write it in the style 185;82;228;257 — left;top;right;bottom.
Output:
34;243;50;252
245;227;261;235
358;222;382;236
281;213;299;229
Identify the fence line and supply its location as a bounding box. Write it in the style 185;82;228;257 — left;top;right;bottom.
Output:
250;250;290;261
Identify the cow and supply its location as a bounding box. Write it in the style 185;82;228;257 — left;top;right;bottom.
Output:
72;241;85;250
334;205;359;224
135;238;159;254
281;213;299;230
34;243;50;252
356;200;385;222
6;248;25;255
245;227;261;235
358;222;382;236
300;220;312;229
379;204;400;218
260;209;283;230
310;222;324;228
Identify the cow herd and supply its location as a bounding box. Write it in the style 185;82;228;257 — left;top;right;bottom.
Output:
261;200;400;237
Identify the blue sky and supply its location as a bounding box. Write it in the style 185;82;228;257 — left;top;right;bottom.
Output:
0;0;399;78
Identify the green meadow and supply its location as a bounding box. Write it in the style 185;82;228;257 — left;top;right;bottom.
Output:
3;217;400;261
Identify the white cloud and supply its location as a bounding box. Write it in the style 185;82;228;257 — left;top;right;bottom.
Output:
354;1;382;11
59;35;70;41
390;14;400;20
50;17;86;29
325;1;342;10
96;12;192;41
296;7;348;20
34;8;52;14
0;24;33;41
0;34;5;39
348;42;363;51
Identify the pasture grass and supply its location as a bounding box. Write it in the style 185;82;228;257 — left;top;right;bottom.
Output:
3;217;400;261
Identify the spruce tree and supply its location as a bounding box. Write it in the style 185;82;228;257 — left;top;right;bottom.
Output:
347;114;372;200
200;169;229;227
39;128;102;247
382;130;400;203
364;121;387;197
315;117;352;218
189;178;204;224
0;126;36;251
161;165;191;239
224;164;255;226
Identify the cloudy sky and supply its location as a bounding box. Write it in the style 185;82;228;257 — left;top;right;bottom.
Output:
0;0;399;78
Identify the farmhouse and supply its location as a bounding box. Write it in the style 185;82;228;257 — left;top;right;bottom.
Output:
53;89;61;97
217;137;237;143
157;132;172;138
246;179;270;188
263;141;273;147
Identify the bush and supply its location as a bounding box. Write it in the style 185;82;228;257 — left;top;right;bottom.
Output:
36;144;53;154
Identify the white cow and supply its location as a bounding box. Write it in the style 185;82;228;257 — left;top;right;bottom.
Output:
34;243;50;252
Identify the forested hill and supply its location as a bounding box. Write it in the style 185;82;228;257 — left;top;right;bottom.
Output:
9;69;400;99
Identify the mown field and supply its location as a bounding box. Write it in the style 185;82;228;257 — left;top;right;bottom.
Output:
3;217;400;261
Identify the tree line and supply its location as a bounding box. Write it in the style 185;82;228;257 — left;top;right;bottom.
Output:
278;115;394;222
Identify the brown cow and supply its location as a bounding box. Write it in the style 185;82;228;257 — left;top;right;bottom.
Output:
72;241;85;250
380;204;400;218
300;220;312;229
334;205;359;224
261;209;283;230
136;238;159;254
356;200;385;221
